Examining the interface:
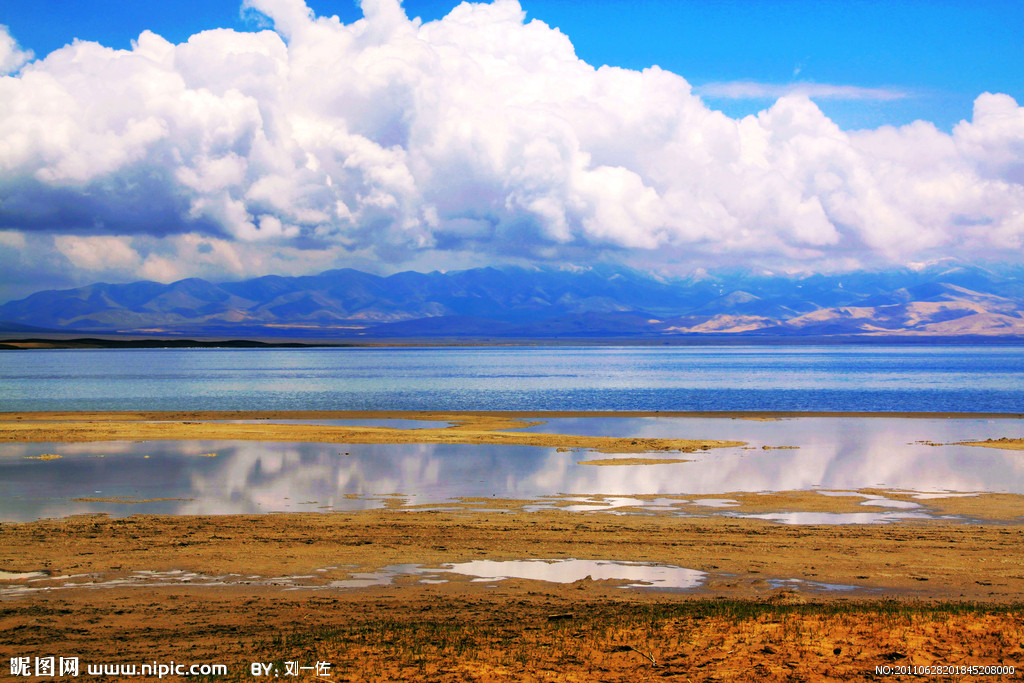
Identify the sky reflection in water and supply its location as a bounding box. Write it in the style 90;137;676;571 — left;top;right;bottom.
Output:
441;559;706;589
2;417;1023;521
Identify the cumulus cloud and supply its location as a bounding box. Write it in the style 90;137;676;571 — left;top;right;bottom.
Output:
0;0;1022;289
0;25;33;74
55;235;142;271
0;229;357;300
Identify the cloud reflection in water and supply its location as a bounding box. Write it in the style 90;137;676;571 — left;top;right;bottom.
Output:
2;417;1023;521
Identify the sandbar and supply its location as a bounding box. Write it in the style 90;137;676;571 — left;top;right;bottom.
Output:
0;411;745;454
955;437;1024;451
577;457;693;466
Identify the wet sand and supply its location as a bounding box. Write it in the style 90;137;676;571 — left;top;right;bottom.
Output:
1;411;1023;680
3;509;1024;600
0;411;744;454
2;510;1023;681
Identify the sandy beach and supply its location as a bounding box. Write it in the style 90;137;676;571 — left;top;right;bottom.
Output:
1;411;1022;680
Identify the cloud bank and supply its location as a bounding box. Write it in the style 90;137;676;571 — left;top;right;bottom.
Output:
0;0;1022;293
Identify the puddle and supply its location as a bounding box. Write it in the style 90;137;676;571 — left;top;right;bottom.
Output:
1;561;880;599
739;511;943;525
0;571;47;580
0;569;229;598
328;564;433;589
0;560;707;596
524;496;677;513
0;567;372;598
441;559;706;590
767;578;862;592
908;492;981;500
858;496;921;510
690;498;740;508
817;491;870;498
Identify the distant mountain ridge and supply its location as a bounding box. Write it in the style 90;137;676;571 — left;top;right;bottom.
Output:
3;263;1024;338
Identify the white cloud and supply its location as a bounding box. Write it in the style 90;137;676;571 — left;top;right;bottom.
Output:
0;25;33;74
0;0;1021;286
55;235;141;271
138;254;182;283
0;230;350;300
0;230;26;249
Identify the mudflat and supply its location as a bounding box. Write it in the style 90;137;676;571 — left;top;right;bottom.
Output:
1;411;1022;681
2;511;1022;681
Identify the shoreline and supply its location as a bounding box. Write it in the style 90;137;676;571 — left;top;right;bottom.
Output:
6;408;1024;420
3;410;1023;455
6;335;1024;349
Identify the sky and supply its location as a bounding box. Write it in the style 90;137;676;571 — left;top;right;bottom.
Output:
0;0;1022;299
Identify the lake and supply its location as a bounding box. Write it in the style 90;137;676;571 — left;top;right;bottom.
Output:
2;344;1024;412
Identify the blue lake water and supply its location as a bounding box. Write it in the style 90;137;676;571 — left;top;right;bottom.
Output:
2;345;1024;412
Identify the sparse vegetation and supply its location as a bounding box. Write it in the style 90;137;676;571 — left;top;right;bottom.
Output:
197;599;1024;682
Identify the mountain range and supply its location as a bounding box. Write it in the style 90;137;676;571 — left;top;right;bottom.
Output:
3;262;1024;339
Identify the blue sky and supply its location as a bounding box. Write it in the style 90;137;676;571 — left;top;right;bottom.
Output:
3;0;1022;130
0;0;1022;298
